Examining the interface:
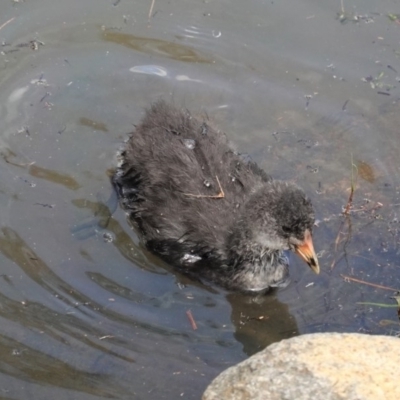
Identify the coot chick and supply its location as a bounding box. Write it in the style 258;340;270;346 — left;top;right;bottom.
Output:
113;101;319;293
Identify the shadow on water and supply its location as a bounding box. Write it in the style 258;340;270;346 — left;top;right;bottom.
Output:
227;293;299;356
73;196;300;357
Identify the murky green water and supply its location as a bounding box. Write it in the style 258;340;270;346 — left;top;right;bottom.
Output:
0;0;399;398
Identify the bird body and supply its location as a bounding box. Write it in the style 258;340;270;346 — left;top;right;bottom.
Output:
113;101;319;293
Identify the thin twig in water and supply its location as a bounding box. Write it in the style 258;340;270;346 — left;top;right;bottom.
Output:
341;274;398;292
184;175;225;199
331;155;358;269
0;17;15;32
148;0;155;20
343;153;357;215
333;216;352;252
350;202;383;213
357;302;397;308
330;214;352;270
186;310;198;330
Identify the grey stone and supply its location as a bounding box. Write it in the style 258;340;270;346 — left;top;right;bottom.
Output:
203;333;400;400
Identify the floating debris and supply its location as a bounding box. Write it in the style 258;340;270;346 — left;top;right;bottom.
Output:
34;203;55;208
186;309;198;330
306;165;319;173
387;13;400;23
182;139;196;150
362;71;394;92
390;292;400;320
0;17;15;32
357;160;376;183
337;11;375;24
17;126;30;136
103;232;115;243
129;65;167;76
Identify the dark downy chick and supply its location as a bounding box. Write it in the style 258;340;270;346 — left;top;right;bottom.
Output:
113;101;319;293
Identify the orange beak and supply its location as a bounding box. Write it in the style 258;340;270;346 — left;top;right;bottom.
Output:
294;229;320;274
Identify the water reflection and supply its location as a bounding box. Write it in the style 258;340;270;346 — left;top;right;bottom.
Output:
227;293;299;356
79;117;109;133
73;200;299;356
2;149;81;190
71;196;169;274
102;30;212;64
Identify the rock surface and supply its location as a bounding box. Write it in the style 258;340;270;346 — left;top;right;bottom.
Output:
203;333;400;400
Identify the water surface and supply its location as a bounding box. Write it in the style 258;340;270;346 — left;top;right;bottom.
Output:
0;0;399;398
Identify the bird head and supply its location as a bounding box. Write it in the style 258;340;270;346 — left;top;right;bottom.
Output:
247;181;320;274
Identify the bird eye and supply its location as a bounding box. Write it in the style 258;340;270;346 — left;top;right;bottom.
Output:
282;226;291;234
